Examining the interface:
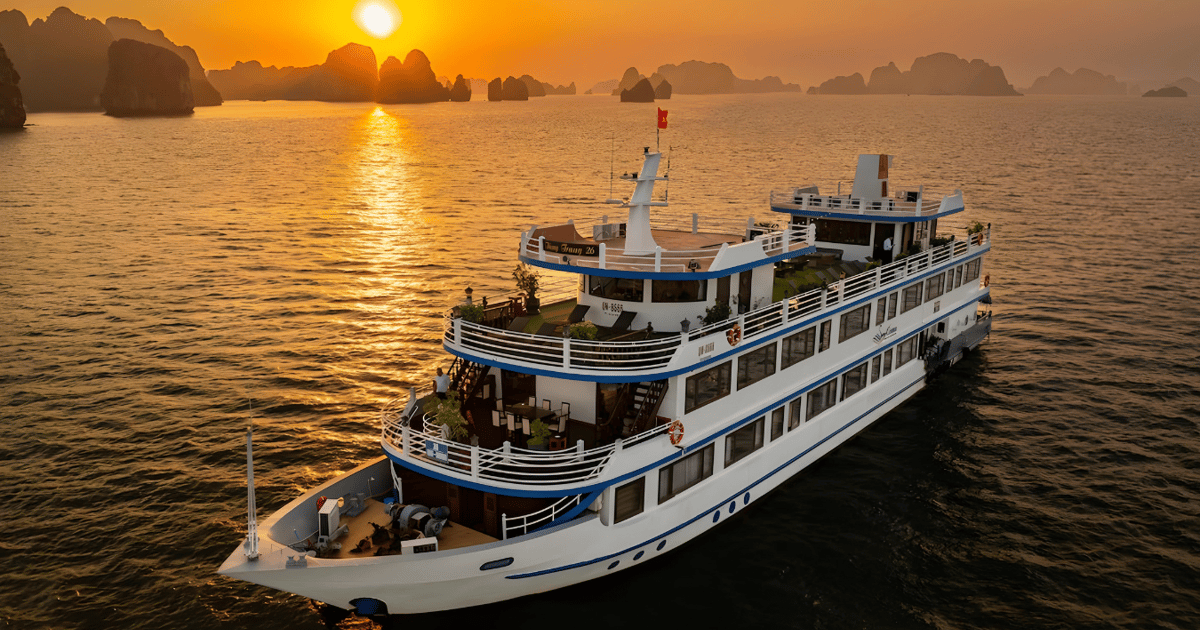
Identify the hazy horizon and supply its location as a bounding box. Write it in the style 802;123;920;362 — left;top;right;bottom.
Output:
5;0;1199;90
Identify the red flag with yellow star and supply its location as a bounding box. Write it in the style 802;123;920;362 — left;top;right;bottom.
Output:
657;108;668;129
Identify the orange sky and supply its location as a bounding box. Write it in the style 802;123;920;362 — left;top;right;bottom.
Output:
8;1;1199;89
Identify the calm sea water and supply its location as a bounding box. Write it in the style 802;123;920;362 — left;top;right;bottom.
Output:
2;94;1198;630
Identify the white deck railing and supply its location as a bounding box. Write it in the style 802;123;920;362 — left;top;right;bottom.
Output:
520;219;815;274
448;227;991;376
380;404;670;487
501;494;582;539
769;189;964;218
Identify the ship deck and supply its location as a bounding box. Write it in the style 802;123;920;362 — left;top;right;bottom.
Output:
324;498;498;559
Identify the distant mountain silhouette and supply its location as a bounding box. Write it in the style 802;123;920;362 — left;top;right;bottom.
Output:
1024;67;1126;95
0;41;26;128
814;53;1019;96
210;44;378;102
620;78;655;102
0;8;223;112
448;74;470;102
653;60;802;94
1167;77;1199;94
500;76;528;100
101;39;194;116
377;49;448;103
544;82;575;95
586;79;618;95
104;17;221;105
519;74;546;97
816;73;867;95
653;77;672;99
0;8;112;111
1143;86;1186;97
487;77;502;101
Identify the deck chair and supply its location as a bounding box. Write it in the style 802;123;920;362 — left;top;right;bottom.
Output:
542;399;552;411
506;412;517;432
507;316;532;332
536;322;557;336
491;409;501;427
611;310;637;333
567;304;590;324
557;402;570;432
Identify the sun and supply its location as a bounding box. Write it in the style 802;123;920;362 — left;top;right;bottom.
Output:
354;0;401;38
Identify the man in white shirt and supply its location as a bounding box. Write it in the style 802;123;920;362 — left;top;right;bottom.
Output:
883;236;894;264
434;367;450;399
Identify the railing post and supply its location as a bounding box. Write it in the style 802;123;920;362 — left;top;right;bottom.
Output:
599;242;606;269
471;444;480;478
576;439;585;463
615;437;623;452
783;226;791;253
692;213;699;234
802;194;810;211
538;236;546;262
820;286;827;310
916;185;923;215
563;335;571;369
737;313;746;337
746;216;754;239
453;317;462;345
654;246;662;272
781;298;789;323
875;265;882;289
502;440;512;463
501;513;507;541
402;424;411;457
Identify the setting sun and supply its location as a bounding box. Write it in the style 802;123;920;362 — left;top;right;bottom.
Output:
354;0;401;38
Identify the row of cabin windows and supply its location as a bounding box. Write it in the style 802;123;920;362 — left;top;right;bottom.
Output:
615;333;926;523
586;276;708;303
683;263;980;414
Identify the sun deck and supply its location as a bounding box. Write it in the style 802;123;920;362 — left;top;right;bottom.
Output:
520;216;814;276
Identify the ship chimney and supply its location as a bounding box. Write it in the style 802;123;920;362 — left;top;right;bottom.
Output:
852;154;892;202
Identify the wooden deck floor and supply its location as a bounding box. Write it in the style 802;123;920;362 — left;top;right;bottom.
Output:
327;498;498;559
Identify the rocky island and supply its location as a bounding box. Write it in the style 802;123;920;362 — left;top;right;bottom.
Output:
1143;86;1187;97
101;39;194;116
0;41;26;128
377;49;447;103
1024;67;1127;95
813;53;1020;96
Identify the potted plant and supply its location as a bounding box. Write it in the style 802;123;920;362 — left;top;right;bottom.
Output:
702;301;731;325
459;303;484;323
513;263;541;315
528;418;552;450
569;320;598;340
422;392;469;442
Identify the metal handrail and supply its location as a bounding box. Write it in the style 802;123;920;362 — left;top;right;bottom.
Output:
769;190;963;217
501;494;583;540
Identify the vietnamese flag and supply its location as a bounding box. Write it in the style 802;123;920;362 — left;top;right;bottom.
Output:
657;108;668;129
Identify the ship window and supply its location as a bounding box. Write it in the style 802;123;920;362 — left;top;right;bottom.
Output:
788;397;803;430
925;273;945;301
815;219;871;246
839;304;871;342
954;265;964;289
876;297;887;325
614;477;645;523
589;275;644;302
737;343;777;390
652;279;707;303
882;349;894;377
901;283;923;314
725;417;764;467
685;361;731;413
887;293;898;319
897;336;918;367
964;259;981;283
771;406;785;441
819;320;832;352
842;361;869;399
782;327;816;369
871;355;882;382
658;444;714;504
807;379;838;420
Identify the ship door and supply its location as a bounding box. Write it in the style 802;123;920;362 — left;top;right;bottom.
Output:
737;272;752;314
716;275;730;310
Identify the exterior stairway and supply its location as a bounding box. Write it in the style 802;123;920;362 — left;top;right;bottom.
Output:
448;357;487;401
600;379;669;442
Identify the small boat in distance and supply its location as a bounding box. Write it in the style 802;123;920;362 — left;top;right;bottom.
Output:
218;149;994;617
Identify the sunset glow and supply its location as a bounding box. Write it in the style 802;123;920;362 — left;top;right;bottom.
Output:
353;0;400;39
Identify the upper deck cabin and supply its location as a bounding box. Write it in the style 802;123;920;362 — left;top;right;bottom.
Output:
769;154;965;264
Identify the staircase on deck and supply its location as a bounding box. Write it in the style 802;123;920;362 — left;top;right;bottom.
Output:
600;379;669;443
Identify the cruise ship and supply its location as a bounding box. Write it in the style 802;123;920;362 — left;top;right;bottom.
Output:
218;149;993;617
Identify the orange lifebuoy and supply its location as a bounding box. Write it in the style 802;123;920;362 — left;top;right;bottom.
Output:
316;496;327;509
668;420;685;446
726;323;742;346
983;274;990;287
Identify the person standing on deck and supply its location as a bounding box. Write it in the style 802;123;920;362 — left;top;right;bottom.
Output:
434;368;450;399
883;236;894;264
